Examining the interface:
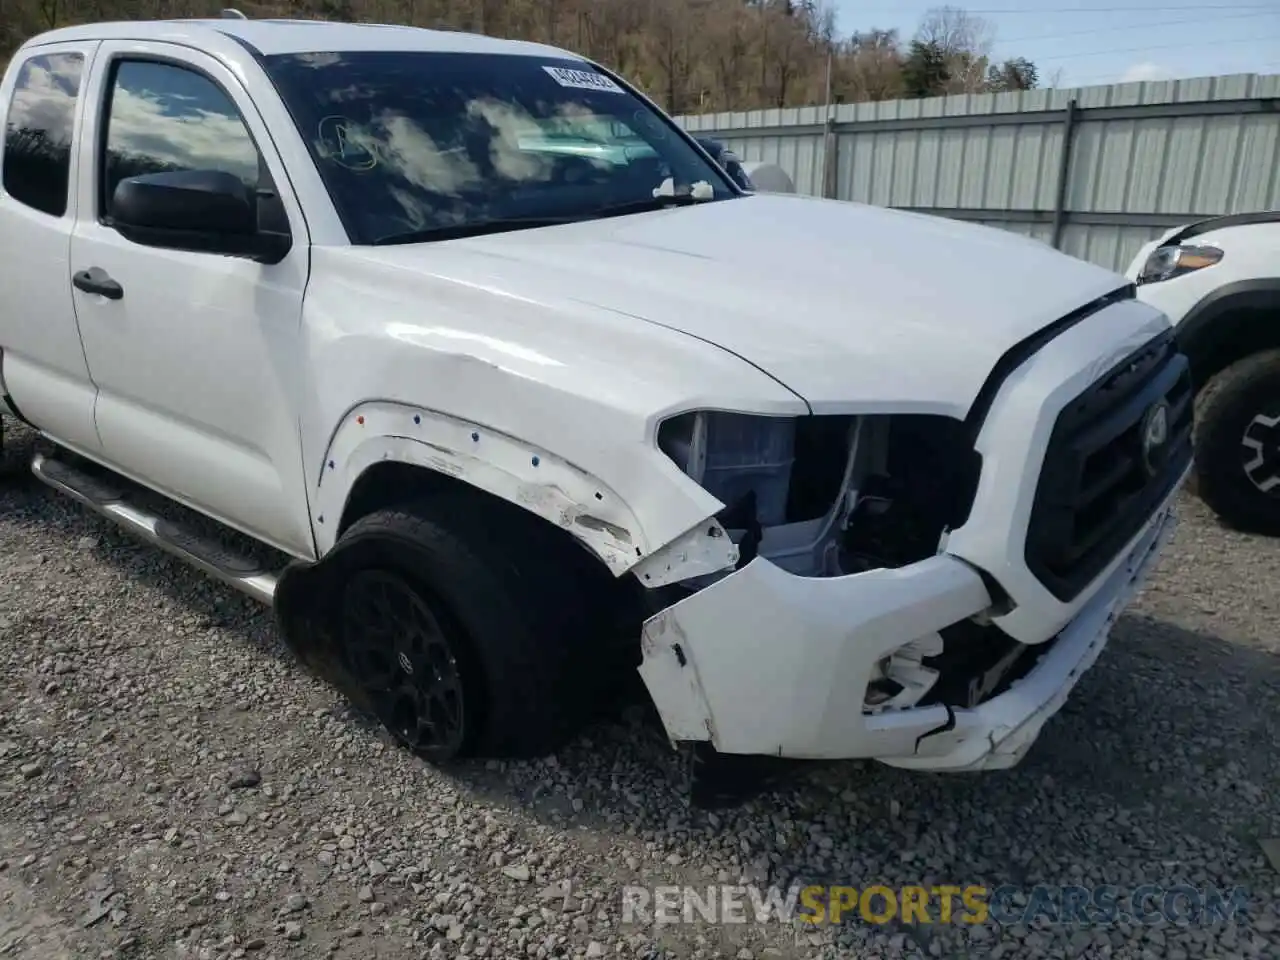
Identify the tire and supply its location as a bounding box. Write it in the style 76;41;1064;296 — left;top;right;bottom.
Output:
324;490;642;761
1193;348;1280;535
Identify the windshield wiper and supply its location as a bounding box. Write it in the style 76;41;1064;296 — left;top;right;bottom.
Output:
370;215;579;246
588;194;704;218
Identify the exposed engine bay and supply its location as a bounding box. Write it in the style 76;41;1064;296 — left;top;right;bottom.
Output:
657;410;982;581
655;410;1045;718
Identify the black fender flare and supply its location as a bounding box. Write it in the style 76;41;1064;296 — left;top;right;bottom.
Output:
1173;279;1280;387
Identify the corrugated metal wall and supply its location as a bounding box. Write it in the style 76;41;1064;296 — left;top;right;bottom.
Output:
677;74;1280;273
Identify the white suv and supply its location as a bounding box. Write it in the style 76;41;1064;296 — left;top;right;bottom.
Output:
1128;212;1280;534
0;15;1189;802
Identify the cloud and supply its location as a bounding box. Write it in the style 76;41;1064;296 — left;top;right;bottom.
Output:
466;98;556;183
1120;62;1174;84
7;55;82;144
107;80;260;185
312;97;611;219
9;56;257;182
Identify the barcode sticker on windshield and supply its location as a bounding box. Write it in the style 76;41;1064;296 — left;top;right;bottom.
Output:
543;65;624;94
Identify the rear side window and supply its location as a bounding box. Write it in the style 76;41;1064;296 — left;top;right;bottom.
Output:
2;52;84;217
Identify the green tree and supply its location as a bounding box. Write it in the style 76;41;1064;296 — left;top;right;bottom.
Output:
901;39;948;98
987;56;1038;91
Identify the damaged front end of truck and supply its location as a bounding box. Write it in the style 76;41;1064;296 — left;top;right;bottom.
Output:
630;319;1191;806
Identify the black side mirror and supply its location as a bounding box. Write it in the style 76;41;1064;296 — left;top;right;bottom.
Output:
695;137;755;192
109;169;290;264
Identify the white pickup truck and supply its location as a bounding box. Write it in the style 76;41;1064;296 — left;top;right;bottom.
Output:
0;14;1191;803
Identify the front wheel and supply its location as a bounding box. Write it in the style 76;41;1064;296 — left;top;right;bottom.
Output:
339;566;471;761
1193;349;1280;535
326;492;642;762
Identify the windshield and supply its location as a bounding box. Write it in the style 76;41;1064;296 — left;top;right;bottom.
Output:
260;51;740;245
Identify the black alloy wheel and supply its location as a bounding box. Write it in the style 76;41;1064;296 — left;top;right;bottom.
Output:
340;568;468;760
1193;348;1280;535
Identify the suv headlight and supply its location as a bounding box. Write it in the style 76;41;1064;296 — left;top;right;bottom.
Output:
1137;243;1223;285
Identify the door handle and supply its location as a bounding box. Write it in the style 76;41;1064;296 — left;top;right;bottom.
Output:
72;267;124;300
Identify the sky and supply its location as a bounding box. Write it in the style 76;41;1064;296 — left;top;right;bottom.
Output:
831;1;1280;89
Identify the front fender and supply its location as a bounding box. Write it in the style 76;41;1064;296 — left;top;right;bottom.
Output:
313;401;738;580
1174;278;1280;375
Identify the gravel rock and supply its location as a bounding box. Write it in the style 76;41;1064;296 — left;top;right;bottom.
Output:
227;766;261;789
0;422;1275;960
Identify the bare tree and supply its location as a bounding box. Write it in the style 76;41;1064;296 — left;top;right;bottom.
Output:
645;0;706;115
767;7;809;106
706;0;752;110
0;0;1046;115
843;28;904;102
915;5;994;94
36;0;59;29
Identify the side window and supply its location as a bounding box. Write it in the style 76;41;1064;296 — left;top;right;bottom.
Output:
2;52;84;217
101;59;261;217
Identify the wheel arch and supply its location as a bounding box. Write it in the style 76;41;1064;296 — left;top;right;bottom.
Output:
1176;279;1280;390
278;407;671;730
275;483;659;761
310;401;737;581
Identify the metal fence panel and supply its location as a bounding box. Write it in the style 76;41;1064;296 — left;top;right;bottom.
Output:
676;73;1280;273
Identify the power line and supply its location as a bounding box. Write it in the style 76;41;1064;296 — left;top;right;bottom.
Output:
996;10;1279;45
1035;32;1280;62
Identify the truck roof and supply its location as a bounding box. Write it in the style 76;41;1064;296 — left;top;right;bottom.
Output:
22;16;581;61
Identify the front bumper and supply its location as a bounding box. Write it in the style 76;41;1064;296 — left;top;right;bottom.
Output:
886;498;1175;771
637;293;1187;770
638;494;1176;767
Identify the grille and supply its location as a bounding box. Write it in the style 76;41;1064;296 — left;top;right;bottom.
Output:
1026;329;1192;602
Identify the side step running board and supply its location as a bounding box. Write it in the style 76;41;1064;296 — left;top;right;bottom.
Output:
31;453;278;605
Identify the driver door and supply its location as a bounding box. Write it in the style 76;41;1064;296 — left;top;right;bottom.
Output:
67;42;315;558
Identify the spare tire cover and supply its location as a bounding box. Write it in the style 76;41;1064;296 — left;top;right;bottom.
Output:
740;161;796;194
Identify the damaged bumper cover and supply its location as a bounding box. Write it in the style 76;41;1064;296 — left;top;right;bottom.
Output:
638;495;1176;771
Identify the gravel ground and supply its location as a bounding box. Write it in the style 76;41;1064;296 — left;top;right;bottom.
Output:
0;422;1277;960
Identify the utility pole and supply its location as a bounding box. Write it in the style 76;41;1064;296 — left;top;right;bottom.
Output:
821;47;838;199
824;48;833;119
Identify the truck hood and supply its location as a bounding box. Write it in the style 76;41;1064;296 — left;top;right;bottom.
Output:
348;194;1128;417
